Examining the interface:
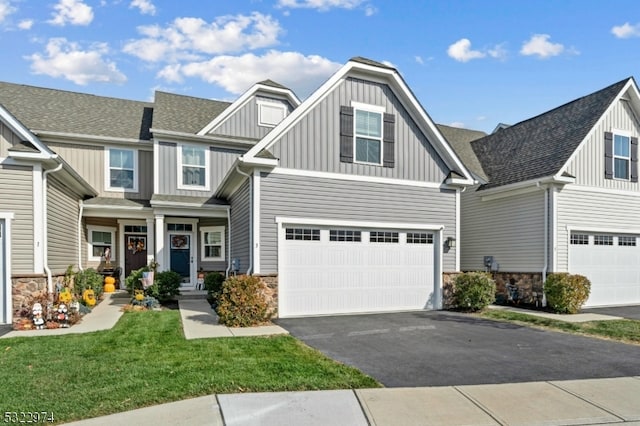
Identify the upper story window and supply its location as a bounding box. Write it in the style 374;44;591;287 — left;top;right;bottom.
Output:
258;101;287;127
178;144;209;190
340;103;395;168
106;148;137;191
614;134;630;179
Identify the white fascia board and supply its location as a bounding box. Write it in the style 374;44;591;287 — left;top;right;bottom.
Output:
445;177;475;187
152;206;228;218
33;130;150;147
238;155;278;167
478;175;572;201
0;105;54;158
197;84;301;136
275;216;445;231
214;158;243;198
557;78;635;178
151;129;257;149
566;224;640;235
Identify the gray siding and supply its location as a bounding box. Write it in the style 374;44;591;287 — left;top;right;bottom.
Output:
1;122;22;158
556;186;640;271
229;179;251;274
0;164;34;273
157;141;242;196
460;186;545;272
198;217;228;272
48;176;81;273
566;99;640;190
211;94;294;139
47;142;153;200
259;173;457;273
270;77;450;182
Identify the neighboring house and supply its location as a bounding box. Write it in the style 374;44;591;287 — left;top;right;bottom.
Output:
454;77;640;307
0;57;474;324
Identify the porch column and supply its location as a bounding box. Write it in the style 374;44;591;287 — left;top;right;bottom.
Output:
155;214;165;272
146;217;155;267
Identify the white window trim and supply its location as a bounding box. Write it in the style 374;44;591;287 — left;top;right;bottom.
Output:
87;225;116;262
613;129;632;181
105;147;138;192
201;226;225;261
351;101;385;166
177;144;210;191
257;100;287;128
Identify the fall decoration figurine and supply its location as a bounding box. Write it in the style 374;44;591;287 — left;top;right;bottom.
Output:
56;303;69;328
32;302;45;330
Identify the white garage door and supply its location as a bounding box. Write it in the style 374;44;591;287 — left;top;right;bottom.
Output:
569;232;640;307
279;225;437;317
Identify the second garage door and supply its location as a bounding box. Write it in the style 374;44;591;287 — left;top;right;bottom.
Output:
278;224;438;317
569;232;640;307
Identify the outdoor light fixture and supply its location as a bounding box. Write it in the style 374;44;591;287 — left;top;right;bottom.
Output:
446;237;456;248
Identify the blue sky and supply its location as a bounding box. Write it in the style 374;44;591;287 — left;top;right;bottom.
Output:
1;0;640;133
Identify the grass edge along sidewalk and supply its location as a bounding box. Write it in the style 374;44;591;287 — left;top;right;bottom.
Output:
0;310;380;423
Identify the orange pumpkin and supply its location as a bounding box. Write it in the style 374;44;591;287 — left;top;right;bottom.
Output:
103;276;116;293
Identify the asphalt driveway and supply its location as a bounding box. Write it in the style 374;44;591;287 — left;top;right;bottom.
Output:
276;310;640;387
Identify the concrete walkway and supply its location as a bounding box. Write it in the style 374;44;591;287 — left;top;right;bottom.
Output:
64;376;640;425
489;304;625;323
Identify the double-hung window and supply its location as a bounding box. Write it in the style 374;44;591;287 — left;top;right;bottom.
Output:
106;148;137;191
179;145;209;190
354;104;384;165
614;133;630;180
87;226;116;262
201;226;225;261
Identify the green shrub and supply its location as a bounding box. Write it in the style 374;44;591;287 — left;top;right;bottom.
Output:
544;273;591;314
125;267;148;293
153;270;181;301
74;268;104;302
204;272;225;298
216;275;270;327
452;272;496;311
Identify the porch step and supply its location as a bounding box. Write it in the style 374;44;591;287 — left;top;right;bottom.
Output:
176;290;208;300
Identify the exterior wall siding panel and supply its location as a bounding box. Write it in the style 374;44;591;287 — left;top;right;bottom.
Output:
229;179;251;274
211;96;293;139
460;186;545;272
271;77;449;183
259;173;457;273
0;164;34;273
47;177;80;273
1;122;22;157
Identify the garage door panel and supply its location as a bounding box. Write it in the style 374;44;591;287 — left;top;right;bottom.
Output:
280;227;436;317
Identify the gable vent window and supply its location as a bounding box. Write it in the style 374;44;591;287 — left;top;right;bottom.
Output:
619;236;637;247
594;235;613;246
340;104;395;167
570;234;589;245
258;101;286;127
605;131;638;182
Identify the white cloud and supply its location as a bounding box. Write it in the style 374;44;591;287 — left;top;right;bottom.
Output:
520;34;564;59
0;0;16;22
123;13;283;62
159;50;341;98
488;43;507;60
18;19;34;30
27;38;126;85
611;22;640;38
415;55;424;65
447;38;485;62
130;0;156;16
364;5;377;16
276;0;364;11
48;0;94;26
449;121;466;128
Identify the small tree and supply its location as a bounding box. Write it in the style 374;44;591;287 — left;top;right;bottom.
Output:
452;272;496;311
544;273;591;314
216;275;270;327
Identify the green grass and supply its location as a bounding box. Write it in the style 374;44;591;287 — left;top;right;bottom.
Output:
0;310;380;423
481;310;640;344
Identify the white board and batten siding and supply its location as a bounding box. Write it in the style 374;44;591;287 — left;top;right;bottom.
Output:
0;164;34;274
460;186;545;272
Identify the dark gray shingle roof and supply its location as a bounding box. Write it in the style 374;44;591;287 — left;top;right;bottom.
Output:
152;91;230;134
437;124;488;181
350;56;396;70
0;81;154;140
471;78;631;190
257;79;289;90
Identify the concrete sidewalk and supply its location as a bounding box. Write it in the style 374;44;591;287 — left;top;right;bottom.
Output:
488;304;625;323
64;376;640;425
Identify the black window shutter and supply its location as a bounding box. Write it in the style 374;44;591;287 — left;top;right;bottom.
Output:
383;113;395;168
340;106;354;163
631;136;638;182
604;131;613;179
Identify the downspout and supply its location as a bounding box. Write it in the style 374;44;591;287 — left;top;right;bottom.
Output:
225;206;232;277
77;200;84;271
43;163;64;294
538;182;549;307
235;166;253;275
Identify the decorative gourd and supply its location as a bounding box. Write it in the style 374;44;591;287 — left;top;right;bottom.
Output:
83;289;96;307
104;276;116;293
134;289;145;301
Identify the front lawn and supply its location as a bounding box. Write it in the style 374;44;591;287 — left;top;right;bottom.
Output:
0;310;380;423
481;309;640;344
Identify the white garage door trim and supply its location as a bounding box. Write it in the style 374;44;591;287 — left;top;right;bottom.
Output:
567;227;640;307
276;217;444;318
